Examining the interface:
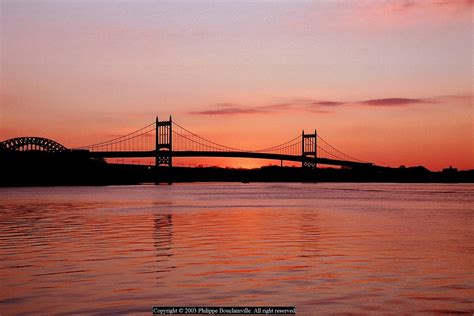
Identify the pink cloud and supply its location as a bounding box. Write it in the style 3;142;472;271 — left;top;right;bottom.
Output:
359;97;428;106
190;93;469;116
327;0;473;32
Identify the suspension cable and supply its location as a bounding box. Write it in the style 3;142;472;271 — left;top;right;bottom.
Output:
74;121;155;149
317;134;366;162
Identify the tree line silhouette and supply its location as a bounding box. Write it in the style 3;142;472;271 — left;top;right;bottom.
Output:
0;150;472;186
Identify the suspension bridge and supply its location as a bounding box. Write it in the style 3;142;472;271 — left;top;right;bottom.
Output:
0;116;373;169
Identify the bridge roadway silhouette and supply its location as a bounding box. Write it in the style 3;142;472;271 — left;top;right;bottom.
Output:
89;150;370;168
0;116;373;169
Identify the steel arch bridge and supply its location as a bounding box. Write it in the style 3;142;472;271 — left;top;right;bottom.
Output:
0;137;68;153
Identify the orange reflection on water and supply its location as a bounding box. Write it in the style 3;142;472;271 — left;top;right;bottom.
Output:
0;184;473;314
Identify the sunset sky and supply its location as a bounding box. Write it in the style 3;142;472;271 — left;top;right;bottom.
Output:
1;0;472;170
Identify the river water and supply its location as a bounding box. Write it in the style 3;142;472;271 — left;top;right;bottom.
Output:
1;183;473;315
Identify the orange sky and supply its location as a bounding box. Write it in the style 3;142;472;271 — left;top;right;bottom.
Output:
1;1;472;170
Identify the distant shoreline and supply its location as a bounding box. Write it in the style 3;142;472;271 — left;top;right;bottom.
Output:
1;151;472;187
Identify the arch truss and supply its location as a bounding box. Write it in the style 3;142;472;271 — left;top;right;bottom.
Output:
0;137;68;153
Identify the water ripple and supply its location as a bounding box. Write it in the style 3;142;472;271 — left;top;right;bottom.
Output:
1;183;473;315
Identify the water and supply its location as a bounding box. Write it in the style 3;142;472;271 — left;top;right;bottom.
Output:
1;183;473;315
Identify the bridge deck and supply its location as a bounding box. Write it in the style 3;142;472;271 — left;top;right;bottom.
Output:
88;150;373;168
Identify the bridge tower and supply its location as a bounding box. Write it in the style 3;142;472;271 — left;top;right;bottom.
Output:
155;116;173;183
302;130;317;169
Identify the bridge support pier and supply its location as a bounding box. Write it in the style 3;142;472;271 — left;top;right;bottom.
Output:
155;116;173;184
302;130;317;169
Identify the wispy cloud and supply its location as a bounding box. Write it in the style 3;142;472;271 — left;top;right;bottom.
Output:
309;101;346;107
189;102;296;116
430;0;473;8
190;107;265;116
353;0;473;15
190;94;470;116
314;0;474;33
358;97;428;106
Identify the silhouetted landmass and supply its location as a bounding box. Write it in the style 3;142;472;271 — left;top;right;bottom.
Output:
0;150;472;186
